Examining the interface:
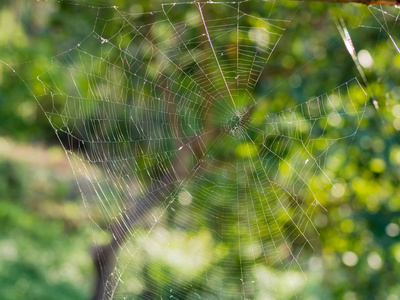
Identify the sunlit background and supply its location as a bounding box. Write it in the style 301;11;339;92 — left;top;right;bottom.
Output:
1;0;400;299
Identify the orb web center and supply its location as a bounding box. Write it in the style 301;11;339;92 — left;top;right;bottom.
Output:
224;109;250;136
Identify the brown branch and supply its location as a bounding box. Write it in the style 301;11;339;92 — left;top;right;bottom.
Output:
90;132;213;300
90;76;217;299
91;174;181;299
290;0;400;5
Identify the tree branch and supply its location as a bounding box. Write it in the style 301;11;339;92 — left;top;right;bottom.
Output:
290;0;400;5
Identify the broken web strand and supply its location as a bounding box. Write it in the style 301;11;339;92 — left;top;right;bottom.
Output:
356;3;400;53
246;5;372;207
334;5;400;149
368;5;400;53
348;4;400;120
18;1;374;299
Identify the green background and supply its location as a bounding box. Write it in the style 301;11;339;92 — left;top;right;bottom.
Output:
0;0;400;299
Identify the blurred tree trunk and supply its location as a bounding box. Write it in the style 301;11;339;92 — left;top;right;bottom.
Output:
90;79;214;299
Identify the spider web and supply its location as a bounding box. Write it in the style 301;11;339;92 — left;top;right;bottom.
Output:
17;0;399;299
363;4;400;53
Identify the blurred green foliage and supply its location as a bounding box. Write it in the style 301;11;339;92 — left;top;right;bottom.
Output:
0;138;93;299
1;0;400;299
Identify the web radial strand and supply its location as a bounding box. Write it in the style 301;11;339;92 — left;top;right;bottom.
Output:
27;1;374;299
367;5;400;53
